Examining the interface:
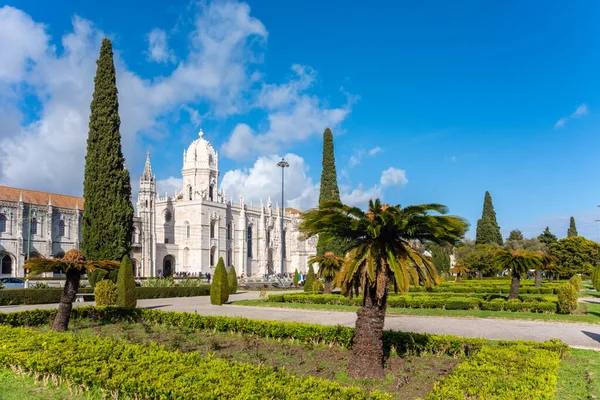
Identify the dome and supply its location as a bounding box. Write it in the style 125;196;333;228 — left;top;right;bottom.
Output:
183;129;218;170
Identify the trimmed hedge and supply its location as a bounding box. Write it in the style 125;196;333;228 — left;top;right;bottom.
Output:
0;326;392;400
0;307;486;358
268;293;558;313
0;286;210;305
427;344;563;400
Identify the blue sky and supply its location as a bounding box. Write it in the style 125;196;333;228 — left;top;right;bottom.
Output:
1;0;600;240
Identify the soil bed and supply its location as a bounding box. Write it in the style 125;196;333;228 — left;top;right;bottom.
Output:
34;319;460;399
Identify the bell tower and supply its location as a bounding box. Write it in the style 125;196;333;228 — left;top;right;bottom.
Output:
138;151;156;276
182;129;219;202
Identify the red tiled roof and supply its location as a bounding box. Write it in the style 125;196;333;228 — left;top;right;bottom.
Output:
0;185;84;210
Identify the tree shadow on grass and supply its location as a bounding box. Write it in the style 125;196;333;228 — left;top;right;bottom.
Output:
582;330;600;345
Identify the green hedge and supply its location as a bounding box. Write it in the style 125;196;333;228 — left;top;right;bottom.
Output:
0;307;486;358
409;284;561;294
0;326;392;400
426;344;562;399
0;286;210;305
268;294;558;313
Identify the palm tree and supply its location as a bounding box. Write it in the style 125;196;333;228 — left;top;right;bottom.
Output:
494;249;542;299
25;249;119;332
536;250;558;286
308;252;344;294
450;263;470;282
300;199;467;380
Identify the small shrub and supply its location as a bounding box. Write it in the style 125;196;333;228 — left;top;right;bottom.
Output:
557;283;578;314
312;279;325;293
479;298;505;311
29;282;50;289
94;280;117;306
304;265;315;292
445;297;479;310
210;257;229;305
568;275;582;292
143;277;176;287
505;299;530;312
293;269;299;287
116;255;137;308
227;265;238;294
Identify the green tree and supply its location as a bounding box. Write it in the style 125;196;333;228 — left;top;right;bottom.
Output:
494;250;543;299
536;250;558;287
567;217;578;237
304;264;316;292
293;269;299;287
507;229;524;242
82;38;134;287
308;252;344;294
549;236;600;276
210;257;229;305
425;243;451;276
25;249;119;331
538;226;558;246
475;191;503;246
227;265;238;294
300;199;467;380
316;128;345;257
456;243;499;278
116;255;137;308
592;264;600;291
450;263;470;282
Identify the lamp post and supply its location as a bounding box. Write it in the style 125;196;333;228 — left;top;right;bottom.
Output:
277;158;289;276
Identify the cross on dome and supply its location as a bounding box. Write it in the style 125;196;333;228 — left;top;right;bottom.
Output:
199;129;204;138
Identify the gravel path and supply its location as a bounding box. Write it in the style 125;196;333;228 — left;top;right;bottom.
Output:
2;290;599;350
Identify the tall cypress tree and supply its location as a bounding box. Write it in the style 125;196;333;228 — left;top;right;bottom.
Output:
475;191;503;246
538;226;558;246
316;128;343;256
567;217;578;237
82;39;134;277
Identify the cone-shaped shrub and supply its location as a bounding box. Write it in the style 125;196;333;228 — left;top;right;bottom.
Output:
293;269;299;287
304;265;315;292
228;265;238;294
211;258;229;305
116;255;137;308
94;280;116;306
593;264;600;291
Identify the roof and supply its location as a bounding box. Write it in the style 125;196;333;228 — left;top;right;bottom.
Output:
285;207;303;215
0;185;84;210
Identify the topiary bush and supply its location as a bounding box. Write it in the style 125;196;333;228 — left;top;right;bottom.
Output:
312;279;325;293
210;257;229;305
94;280;117;306
592;264;600;291
116;255;137;308
568;275;582;292
304;265;315;292
227;265;238;294
293;269;299;287
557;283;578;314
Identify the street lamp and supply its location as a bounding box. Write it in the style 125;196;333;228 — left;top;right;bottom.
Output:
277;158;289;276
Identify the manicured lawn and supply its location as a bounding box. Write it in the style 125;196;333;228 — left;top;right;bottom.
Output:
0;367;100;400
234;299;600;324
556;348;600;400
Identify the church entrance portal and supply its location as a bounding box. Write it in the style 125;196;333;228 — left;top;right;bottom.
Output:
1;253;12;275
163;255;175;277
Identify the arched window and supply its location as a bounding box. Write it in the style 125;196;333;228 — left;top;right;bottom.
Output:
247;226;252;258
189;187;193;200
58;220;65;237
210;247;216;266
145;200;148;208
186;224;190;238
227;222;232;240
0;253;12;275
227;248;232;266
0;214;6;233
266;229;271;246
30;218;37;235
209;185;213;201
164;210;172;223
210;221;215;239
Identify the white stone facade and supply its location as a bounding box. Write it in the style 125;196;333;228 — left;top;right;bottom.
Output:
131;130;316;278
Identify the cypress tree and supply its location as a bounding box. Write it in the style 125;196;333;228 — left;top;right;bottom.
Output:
304;264;316;293
506;229;524;242
116;255;137;308
293;269;299;287
538;227;558;246
210;257;229;305
317;128;344;256
475;191;503;246
227;265;238;294
82;38;134;287
567;217;578;237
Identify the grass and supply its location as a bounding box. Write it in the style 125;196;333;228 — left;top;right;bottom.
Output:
235;299;600;324
0;367;101;400
31;319;460;400
556;348;600;400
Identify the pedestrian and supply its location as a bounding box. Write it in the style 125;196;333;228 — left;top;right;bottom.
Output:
207;272;211;283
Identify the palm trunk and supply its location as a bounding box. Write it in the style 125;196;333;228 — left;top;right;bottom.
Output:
456;273;462;282
508;272;520;299
478;270;483;280
324;278;332;294
534;269;542;287
549;273;553;282
348;280;388;380
52;269;81;332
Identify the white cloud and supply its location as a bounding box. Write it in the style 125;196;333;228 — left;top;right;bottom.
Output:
368;146;382;156
146;28;175;63
380;167;408;187
156;176;183;198
340;184;383;207
555;103;588;128
348;149;365;167
221;64;353;159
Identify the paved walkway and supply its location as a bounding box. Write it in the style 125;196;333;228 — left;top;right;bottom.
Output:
1;291;599;350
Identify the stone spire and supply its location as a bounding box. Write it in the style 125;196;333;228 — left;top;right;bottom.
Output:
142;151;153;181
